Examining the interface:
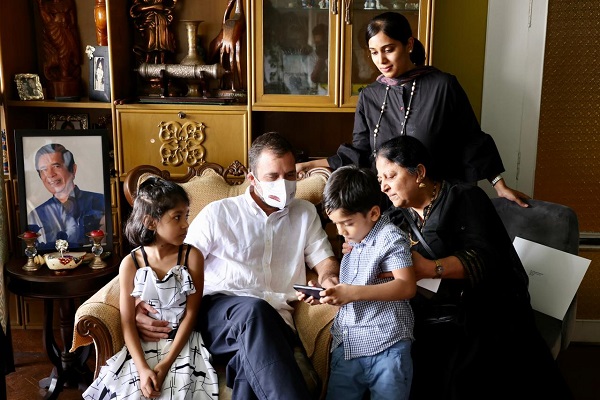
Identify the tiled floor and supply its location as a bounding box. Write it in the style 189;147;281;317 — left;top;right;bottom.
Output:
6;329;94;400
5;329;600;399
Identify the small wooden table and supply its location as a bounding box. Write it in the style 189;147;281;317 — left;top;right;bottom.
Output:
6;255;118;400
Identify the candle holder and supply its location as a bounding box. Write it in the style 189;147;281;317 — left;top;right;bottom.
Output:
17;231;41;271
86;230;107;269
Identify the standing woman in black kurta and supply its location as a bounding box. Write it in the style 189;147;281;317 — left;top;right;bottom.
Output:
296;11;529;207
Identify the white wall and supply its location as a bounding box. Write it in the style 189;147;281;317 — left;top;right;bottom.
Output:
481;0;548;197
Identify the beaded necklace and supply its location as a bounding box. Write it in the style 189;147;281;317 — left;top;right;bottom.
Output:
372;79;417;157
408;181;439;247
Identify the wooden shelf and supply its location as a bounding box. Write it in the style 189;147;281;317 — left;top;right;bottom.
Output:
6;99;112;109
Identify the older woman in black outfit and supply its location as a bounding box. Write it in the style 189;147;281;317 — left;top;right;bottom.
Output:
297;12;530;207
375;135;571;399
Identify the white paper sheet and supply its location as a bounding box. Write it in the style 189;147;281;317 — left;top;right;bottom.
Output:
417;278;441;293
513;236;590;320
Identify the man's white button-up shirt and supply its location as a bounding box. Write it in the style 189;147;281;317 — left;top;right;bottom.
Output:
186;187;334;328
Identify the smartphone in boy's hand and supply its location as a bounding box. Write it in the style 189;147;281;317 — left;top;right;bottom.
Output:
293;284;324;300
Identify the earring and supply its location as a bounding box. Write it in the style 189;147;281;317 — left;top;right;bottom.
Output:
418;182;426;188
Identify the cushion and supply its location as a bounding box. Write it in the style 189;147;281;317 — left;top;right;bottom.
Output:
179;169;249;221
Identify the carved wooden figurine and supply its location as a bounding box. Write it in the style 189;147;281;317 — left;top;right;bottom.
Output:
94;0;108;46
37;0;82;97
209;0;246;91
130;0;177;64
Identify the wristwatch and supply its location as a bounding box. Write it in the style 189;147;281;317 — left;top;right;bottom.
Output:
491;174;503;186
433;259;444;279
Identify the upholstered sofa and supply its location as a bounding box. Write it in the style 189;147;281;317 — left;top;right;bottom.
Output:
71;162;339;400
71;162;580;399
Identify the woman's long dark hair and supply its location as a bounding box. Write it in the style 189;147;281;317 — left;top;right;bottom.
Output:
366;12;426;66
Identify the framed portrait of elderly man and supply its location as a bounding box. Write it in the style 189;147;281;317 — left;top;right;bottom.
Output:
15;129;113;253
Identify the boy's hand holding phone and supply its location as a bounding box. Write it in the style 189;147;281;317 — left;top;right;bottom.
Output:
294;282;324;305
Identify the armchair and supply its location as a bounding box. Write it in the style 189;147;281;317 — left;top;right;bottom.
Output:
492;197;580;359
71;162;338;399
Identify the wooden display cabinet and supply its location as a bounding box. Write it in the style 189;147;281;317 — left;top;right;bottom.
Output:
250;0;433;160
252;0;433;109
0;0;251;328
0;0;251;249
0;0;132;260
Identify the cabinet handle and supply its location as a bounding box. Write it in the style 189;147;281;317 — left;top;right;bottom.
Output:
344;0;352;24
178;111;186;119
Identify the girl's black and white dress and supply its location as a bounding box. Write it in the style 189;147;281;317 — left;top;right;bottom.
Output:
83;245;219;400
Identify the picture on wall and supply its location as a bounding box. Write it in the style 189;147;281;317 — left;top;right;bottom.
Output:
14;129;113;253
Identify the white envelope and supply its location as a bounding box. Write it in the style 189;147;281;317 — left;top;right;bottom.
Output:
513;236;590;320
417;278;441;293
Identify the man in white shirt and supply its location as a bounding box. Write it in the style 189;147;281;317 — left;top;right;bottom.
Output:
136;132;339;399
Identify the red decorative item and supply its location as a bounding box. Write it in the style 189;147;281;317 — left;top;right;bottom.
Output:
17;231;41;271
90;229;105;237
86;231;107;269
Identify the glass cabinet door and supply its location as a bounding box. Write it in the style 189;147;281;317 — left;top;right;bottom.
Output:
253;0;431;109
254;0;340;108
340;0;432;107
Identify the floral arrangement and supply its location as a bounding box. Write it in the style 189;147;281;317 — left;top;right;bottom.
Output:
55;239;69;257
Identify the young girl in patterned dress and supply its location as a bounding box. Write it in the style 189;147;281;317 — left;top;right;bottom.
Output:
83;177;218;400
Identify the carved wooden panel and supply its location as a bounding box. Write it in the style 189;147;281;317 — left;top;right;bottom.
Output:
116;107;248;176
158;120;206;167
534;1;600;233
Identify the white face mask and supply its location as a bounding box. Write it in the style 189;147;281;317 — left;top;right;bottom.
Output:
255;177;296;209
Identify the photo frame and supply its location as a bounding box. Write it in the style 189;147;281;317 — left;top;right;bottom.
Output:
48;113;89;130
14;73;44;100
15;129;113;253
87;45;111;102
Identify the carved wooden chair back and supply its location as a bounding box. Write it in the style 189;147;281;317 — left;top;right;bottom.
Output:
123;161;248;207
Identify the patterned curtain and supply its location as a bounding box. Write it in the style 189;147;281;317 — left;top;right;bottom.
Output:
0;177;7;332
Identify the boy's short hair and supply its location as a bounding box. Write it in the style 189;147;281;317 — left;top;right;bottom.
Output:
323;165;382;215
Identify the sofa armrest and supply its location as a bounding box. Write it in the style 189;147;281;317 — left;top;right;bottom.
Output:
71;276;123;379
294;301;336;397
293;268;337;399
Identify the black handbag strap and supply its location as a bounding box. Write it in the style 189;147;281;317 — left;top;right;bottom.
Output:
401;208;437;260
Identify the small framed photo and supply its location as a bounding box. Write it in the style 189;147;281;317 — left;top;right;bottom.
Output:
87;45;111;102
15;129;113;253
15;73;44;100
48;114;89;130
